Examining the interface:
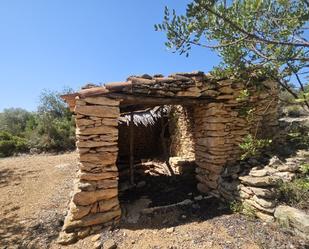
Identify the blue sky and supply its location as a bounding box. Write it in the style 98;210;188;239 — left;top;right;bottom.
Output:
0;0;219;111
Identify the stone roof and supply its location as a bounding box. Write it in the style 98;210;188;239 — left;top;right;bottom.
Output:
61;71;215;110
61;70;273;111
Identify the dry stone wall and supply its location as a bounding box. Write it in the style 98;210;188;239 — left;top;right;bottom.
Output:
192;79;278;196
58;96;121;244
126;73;278;197
238;152;308;224
60;71;280;244
169;105;195;159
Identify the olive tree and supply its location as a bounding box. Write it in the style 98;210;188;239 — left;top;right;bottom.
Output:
155;0;309;107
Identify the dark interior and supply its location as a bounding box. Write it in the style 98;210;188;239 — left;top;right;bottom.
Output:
116;105;197;209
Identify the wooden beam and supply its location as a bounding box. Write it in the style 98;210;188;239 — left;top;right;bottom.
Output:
129;111;135;185
160;107;175;176
106;93;214;106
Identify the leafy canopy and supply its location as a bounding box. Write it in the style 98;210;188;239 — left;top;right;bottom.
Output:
155;0;309;105
0;89;75;156
0;108;33;136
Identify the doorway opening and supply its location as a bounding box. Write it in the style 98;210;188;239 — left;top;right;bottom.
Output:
116;105;198;222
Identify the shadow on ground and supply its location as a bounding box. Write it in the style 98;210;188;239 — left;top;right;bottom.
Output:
118;173;232;231
0;168;39;188
0;210;64;249
0;166;61;249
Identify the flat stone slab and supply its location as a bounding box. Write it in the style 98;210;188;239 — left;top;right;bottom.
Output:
274;205;309;240
239;176;277;187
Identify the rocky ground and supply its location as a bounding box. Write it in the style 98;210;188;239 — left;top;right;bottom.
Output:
0;153;78;249
0;153;308;249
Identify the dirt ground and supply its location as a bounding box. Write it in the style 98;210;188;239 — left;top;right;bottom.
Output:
0;153;308;249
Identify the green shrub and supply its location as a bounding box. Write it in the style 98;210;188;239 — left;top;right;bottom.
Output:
300;163;309;175
229;200;256;218
239;134;272;160
0;108;33;136
277;178;309;210
0;89;75;156
0;131;29;157
287;131;309;149
242;205;256;218
236;89;250;102
230;200;243;213
0;140;16;157
286;105;302;117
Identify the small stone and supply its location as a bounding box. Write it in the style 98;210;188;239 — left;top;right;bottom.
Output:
137;181;146;188
91;234;101;242
268;156;283;167
249;169;268;177
253;195;276;208
94;241;102;249
255;211;275;223
249;187;275;198
273;171;296;181
166;227;175;233
103;239;117;249
192;204;200;209
77;227;91;239
277;164;299;172
57;231;77;245
194;195;203;201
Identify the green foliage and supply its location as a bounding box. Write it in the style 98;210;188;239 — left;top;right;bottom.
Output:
38;89;72;119
236;89;250;102
277;178;309;209
229;200;243;213
295;89;309;104
286;123;309;149
27;116;75;151
26;89;75;152
156;0;309;104
238;106;255;122
280;89;296;105
286;105;302;117
0;131;28;157
0;89;75;157
239;134;272;160
300;163;309;175
229;200;256;218
0;108;33;136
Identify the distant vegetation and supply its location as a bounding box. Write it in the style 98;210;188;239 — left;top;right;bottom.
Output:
0;90;75;157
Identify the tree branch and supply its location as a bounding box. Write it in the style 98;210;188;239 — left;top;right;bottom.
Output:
287;62;309;109
202;5;309;47
187;35;248;49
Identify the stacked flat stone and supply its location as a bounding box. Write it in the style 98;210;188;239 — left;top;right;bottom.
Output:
60;71;280;244
169;105;195;159
128;72;204;98
126;73;278;197
237;154;305;222
192;79;278;195
58;96;121;244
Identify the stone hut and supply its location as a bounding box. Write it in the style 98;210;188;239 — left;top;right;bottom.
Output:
59;71;279;243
